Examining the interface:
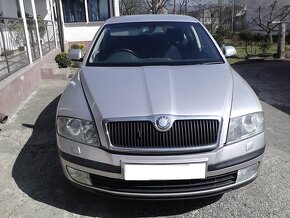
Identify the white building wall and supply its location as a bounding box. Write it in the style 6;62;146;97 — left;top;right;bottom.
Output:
63;24;101;42
61;0;119;42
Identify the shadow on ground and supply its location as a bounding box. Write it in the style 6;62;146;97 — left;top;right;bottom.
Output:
232;60;290;115
12;96;221;217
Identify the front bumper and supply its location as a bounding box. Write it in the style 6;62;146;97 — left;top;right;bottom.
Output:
57;133;265;199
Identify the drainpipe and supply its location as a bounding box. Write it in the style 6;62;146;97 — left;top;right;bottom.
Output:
84;0;89;22
55;0;64;51
0;113;8;124
113;0;120;17
49;0;58;48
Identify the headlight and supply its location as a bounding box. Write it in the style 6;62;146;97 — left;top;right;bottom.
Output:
57;117;100;146
227;112;264;144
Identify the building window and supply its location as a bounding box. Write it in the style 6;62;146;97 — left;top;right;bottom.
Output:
62;0;110;23
88;0;110;21
62;0;86;22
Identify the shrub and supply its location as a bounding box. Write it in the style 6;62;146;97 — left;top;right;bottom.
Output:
238;30;254;42
216;26;231;38
213;35;224;47
71;43;85;50
259;41;272;54
71;44;80;49
55;52;71;68
253;32;266;42
1;50;14;56
214;26;231;47
231;34;243;47
286;33;290;44
9;19;25;45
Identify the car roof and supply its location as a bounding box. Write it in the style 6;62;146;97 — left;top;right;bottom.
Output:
105;15;200;25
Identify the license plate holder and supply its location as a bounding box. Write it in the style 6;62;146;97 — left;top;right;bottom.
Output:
123;162;206;181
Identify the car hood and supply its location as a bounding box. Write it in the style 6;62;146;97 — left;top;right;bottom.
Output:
80;64;233;120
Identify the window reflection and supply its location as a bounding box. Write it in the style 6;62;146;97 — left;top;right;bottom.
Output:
88;0;110;21
62;0;86;22
62;0;110;23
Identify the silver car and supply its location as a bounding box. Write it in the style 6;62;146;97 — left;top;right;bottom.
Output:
56;15;265;199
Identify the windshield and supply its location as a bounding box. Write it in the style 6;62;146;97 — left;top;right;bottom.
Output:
87;22;224;66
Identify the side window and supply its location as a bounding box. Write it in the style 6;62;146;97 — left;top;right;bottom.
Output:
194;25;220;59
190;26;201;51
89;28;107;62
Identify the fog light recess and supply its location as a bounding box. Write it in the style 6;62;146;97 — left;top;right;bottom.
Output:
236;163;259;183
67;166;92;186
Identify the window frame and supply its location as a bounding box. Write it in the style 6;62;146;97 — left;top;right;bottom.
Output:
62;0;86;23
87;0;110;22
62;0;111;23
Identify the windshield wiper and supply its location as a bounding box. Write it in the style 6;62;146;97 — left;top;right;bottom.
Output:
200;61;224;65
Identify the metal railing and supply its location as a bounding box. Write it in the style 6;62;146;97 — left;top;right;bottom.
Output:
0;17;30;80
26;18;41;61
0;17;58;81
40;20;56;55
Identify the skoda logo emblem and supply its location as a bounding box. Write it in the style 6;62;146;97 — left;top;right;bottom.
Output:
156;116;171;131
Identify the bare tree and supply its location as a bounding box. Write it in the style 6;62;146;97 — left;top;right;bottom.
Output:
176;0;187;14
173;0;176;14
253;0;290;43
209;8;220;33
144;0;171;14
120;0;144;15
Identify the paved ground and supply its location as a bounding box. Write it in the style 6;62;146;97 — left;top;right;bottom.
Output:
0;60;289;218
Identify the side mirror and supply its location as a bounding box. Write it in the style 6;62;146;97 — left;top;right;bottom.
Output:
223;46;237;58
68;48;84;62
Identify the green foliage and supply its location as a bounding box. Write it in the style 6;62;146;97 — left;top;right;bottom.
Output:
71;61;81;68
9;19;25;45
9;14;45;46
238;30;269;56
238;30;254;42
55;52;71;68
37;15;45;27
70;44;79;49
259;41;272;54
214;26;231;47
231;35;243;47
1;50;14;56
71;43;85;50
213;35;224;47
216;26;231;38
238;30;266;43
253;32;266;42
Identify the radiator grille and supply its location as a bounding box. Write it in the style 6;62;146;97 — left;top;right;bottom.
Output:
107;119;220;150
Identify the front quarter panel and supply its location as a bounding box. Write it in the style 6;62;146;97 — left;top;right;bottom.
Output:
231;70;263;118
57;71;92;121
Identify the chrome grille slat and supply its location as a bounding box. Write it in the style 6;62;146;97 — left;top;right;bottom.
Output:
107;119;220;150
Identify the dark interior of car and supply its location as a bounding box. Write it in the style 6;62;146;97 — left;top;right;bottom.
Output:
95;27;202;62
